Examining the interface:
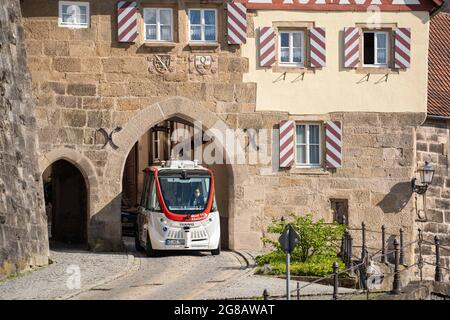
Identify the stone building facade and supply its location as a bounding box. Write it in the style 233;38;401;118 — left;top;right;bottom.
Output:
0;0;49;278
16;0;442;269
414;9;450;280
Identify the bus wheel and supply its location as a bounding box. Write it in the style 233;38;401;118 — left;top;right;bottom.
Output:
145;233;158;257
211;241;221;256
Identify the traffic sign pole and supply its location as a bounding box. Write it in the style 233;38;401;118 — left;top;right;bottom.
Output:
286;251;290;300
279;224;300;301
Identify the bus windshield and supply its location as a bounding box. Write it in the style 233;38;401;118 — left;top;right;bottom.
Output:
158;175;211;214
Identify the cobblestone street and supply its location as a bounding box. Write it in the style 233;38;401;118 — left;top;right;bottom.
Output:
0;247;131;300
0;238;356;300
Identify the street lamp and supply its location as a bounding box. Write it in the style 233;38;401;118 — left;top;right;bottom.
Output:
412;161;435;194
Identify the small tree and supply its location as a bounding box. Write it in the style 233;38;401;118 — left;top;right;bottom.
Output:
261;213;346;263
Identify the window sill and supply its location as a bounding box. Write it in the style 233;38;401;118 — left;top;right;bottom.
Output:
273;65;315;74
58;24;89;29
142;42;177;48
289;167;331;175
188;42;220;49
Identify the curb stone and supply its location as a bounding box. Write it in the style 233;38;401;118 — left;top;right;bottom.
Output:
58;253;138;300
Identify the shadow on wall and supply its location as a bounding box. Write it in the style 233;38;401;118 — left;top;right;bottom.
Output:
88;193;123;252
376;181;413;214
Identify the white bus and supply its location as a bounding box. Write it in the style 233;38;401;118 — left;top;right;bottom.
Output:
135;160;221;256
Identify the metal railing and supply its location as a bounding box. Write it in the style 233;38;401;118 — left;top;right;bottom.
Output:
261;223;450;300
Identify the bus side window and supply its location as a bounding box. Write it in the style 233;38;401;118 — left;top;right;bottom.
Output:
140;172;151;208
148;174;161;212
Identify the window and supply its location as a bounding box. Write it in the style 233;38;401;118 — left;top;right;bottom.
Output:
144;8;173;42
58;1;89;28
295;124;321;166
152;131;160;162
188;9;217;42
331;199;348;225
363;31;389;67
279;31;304;66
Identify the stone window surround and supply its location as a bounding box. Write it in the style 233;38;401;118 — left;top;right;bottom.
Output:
138;1;224;50
354;22;400;75
289;114;331;175
187;8;218;43
272;21;316;74
362;30;390;68
58;0;90;29
295;122;323;168
278;30;305;68
143;7;175;43
140;2;178;46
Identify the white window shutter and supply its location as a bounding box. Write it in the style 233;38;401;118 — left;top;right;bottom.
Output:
343;27;360;68
325;121;343;169
117;1;138;43
309;27;326;68
279;120;295;168
394;28;411;69
227;2;247;45
259;27;276;67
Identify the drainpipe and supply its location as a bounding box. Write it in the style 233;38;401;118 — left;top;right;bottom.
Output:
430;0;449;18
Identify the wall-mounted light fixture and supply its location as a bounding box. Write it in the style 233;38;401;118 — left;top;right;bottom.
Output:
412;161;435;194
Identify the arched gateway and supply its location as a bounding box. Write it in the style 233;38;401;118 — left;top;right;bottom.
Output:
99;97;236;250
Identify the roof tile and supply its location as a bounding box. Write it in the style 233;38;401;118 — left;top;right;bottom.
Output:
428;12;450;117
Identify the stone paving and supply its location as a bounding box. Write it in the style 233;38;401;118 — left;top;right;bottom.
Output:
199;272;357;300
0;243;357;300
0;249;131;300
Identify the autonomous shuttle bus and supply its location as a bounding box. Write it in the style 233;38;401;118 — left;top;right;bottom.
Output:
135;160;221;256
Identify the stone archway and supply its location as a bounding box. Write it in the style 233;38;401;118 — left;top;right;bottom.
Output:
101;96;237;249
39;148;99;248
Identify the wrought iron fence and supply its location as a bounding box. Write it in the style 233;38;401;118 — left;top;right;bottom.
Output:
261;223;450;300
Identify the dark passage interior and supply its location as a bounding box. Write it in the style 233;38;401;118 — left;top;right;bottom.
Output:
43;160;88;247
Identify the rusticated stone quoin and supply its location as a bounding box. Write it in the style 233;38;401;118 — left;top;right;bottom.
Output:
416;118;450;280
0;0;49;279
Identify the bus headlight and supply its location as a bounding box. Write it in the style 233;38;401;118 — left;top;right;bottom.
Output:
202;213;217;226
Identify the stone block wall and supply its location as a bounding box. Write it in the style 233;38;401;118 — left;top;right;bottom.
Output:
21;0;255;251
237;112;424;259
0;0;49;278
416;118;450;280
20;0;426;259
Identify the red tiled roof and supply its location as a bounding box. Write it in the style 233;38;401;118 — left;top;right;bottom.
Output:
428;11;450;117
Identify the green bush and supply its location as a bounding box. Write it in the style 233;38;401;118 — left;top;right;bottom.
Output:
256;213;347;277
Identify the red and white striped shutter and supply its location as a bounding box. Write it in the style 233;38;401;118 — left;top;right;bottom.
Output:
259;27;276;67
279;120;295;168
344;27;360;68
325;121;343;169
117;1;138;43
309;27;326;68
394;28;411;69
227;2;247;45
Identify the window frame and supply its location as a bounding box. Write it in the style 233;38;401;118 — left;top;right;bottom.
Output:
295;123;322;168
58;1;90;29
151;131;160;163
362;31;390;68
143;7;174;42
278;30;305;67
188;8;218;43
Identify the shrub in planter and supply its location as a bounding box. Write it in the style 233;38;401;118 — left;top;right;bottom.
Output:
256;213;347;277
